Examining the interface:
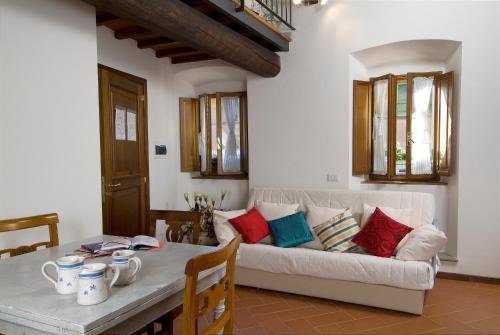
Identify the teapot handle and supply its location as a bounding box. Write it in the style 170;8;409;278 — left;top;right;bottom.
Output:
41;261;58;287
128;257;142;278
108;265;120;289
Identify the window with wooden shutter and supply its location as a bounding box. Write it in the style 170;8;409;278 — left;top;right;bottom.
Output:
179;92;248;178
352;71;454;182
352;80;371;175
179;97;200;172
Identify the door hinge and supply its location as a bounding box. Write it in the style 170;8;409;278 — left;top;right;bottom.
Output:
139;95;145;102
144;176;147;184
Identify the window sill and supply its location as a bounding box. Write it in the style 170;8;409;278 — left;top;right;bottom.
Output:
361;180;447;186
192;174;248;180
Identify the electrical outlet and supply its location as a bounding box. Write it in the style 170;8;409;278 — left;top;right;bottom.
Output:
327;174;338;182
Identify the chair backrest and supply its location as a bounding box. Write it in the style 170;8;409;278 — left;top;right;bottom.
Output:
0;213;59;258
150;210;202;244
182;236;240;335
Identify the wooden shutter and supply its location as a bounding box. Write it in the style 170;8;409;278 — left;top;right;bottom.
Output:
436;71;454;176
240;93;249;174
352;80;371;175
179;98;200;172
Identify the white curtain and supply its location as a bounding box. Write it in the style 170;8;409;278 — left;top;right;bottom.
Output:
411;77;434;175
372;79;389;175
198;96;207;172
222;97;240;172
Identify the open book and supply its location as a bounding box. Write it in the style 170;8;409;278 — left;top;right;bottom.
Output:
100;235;160;251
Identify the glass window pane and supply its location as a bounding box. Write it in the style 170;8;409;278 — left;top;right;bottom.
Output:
395;80;407;176
210;97;218;172
372;79;389;175
410;76;435;175
221;96;241;173
199;96;207;173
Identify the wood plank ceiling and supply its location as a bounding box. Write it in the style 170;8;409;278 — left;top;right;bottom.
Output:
95;0;289;65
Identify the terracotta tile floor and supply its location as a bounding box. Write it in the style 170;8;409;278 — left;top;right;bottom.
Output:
171;278;500;334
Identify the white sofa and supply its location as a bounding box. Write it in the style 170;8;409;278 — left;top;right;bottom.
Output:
234;188;439;315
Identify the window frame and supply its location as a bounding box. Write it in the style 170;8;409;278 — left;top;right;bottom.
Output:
369;74;394;181
404;71;442;181
199;91;248;177
366;71;446;182
390;74;408;181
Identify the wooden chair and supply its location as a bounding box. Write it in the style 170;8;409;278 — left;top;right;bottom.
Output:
0;213;59;258
149;236;240;335
150;210;202;245
183;236;240;334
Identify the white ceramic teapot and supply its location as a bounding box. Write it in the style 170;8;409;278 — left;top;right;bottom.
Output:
41;256;84;294
77;263;120;305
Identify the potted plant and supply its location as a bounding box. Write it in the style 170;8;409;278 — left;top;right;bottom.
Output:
183;190;227;245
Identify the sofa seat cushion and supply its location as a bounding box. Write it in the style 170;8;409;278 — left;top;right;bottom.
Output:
236;243;435;290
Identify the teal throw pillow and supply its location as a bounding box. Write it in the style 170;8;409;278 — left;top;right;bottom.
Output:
268;211;314;248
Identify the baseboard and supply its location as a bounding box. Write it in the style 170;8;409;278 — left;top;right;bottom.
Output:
438;252;458;262
437;272;500;284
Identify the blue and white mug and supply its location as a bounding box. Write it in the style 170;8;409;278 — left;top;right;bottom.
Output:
41;256;85;294
77;263;120;305
112;250;142;286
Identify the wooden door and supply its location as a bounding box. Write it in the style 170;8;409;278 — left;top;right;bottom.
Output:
98;65;149;237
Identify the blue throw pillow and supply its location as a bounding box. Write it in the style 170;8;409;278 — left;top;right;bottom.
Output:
268;211;314;248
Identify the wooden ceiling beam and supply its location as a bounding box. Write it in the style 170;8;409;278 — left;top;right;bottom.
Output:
114;26;149;39
82;0;280;77
137;37;177;49
171;52;216;64
96;12;121;26
156;46;196;58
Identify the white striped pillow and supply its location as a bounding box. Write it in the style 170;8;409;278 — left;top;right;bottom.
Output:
313;209;360;252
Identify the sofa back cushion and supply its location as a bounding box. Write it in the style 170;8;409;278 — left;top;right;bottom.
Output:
213;210;246;245
247;188;435;229
255;201;300;221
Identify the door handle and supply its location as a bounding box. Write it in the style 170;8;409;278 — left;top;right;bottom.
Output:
407;133;414;146
101;176;105;203
107;183;122;188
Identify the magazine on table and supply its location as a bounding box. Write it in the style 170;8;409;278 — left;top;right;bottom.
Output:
81;235;160;253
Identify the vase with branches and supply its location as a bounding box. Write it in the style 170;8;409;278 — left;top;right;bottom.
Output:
183;190;227;241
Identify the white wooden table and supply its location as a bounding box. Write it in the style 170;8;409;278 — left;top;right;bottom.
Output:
0;235;223;335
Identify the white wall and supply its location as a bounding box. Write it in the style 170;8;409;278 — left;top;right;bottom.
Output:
248;1;500;277
172;62;250;211
0;0;101;247
0;6;249;248
347;43;460;258
97;26;192;211
97;30;249;212
194;80;247;95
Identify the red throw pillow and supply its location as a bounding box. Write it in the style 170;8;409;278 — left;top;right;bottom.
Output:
228;208;270;244
352;207;413;257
